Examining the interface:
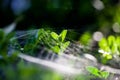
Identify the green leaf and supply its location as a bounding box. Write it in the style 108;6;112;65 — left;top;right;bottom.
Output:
79;32;91;45
108;35;115;47
61;41;70;52
116;36;120;51
111;44;117;54
116;36;120;45
51;32;59;40
106;54;112;59
51;46;60;54
99;38;108;50
64;41;70;48
59;30;67;42
104;46;110;53
101;71;109;79
24;43;34;52
86;66;101;77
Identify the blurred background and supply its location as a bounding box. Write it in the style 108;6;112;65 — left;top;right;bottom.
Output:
0;0;120;35
0;0;120;32
1;1;120;79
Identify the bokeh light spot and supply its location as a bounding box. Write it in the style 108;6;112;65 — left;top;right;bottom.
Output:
112;22;120;33
93;31;103;41
92;0;104;10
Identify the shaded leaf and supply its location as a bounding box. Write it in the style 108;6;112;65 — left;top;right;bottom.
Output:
0;29;4;42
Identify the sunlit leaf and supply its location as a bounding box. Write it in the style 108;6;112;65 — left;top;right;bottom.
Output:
106;54;112;59
63;41;70;48
86;66;101;77
104;46;110;53
79;32;91;45
116;36;120;51
99;38;108;50
61;41;70;52
111;44;117;54
51;32;59;40
116;36;120;45
108;35;115;47
59;30;67;42
51;46;60;54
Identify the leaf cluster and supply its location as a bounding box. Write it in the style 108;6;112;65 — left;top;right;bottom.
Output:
38;29;70;54
99;35;120;60
86;66;109;79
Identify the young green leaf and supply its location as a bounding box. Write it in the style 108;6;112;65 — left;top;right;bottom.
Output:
63;41;70;49
51;46;60;54
108;35;115;47
86;66;101;77
51;32;59;40
59;30;67;42
116;37;120;51
99;38;108;50
86;66;109;79
60;41;70;53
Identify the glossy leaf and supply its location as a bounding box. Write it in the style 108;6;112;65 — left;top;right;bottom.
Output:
51;46;60;54
59;30;67;42
51;32;59;40
63;41;70;49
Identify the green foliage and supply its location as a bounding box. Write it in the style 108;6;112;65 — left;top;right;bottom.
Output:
38;29;70;54
98;35;120;62
38;29;55;48
50;30;70;54
79;32;92;46
0;29;18;63
51;32;59;40
22;29;47;55
86;66;109;79
23;35;39;55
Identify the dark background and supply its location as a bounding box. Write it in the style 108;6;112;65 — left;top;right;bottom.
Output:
0;0;120;34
